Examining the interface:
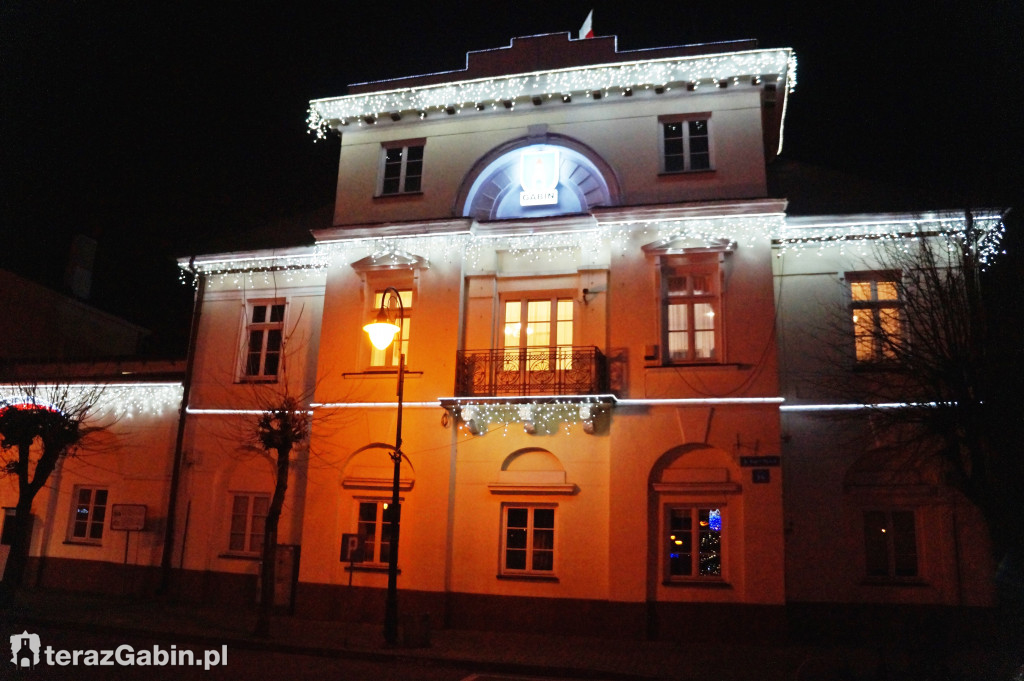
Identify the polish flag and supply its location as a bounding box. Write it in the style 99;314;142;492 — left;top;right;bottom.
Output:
579;10;594;39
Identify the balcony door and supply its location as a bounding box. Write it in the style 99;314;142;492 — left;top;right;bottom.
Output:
502;298;573;373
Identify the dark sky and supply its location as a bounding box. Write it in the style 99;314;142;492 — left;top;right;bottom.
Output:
2;2;1022;355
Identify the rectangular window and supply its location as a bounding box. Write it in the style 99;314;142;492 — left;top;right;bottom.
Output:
369;289;412;368
242;300;286;381
666;507;723;580
68;487;108;543
662;262;719;363
502;297;573;371
864;509;918;578
379;142;424;195
501;505;555;575
660;116;711;173
228;493;269;555
357;500;395;565
2;508;17;545
849;273;902;362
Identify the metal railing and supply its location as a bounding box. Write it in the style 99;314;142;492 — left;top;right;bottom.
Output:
455;346;608;397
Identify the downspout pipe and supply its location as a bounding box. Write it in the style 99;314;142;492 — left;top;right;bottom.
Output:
158;260;205;595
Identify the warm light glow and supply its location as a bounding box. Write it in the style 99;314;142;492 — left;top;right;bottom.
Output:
364;321;402;350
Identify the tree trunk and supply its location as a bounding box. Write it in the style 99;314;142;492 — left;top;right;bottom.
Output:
253;443;291;637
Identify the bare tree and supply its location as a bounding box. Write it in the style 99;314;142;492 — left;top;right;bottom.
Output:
815;213;1023;577
0;383;110;600
248;389;311;638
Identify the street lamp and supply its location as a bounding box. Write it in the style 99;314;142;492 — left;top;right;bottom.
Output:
363;287;405;646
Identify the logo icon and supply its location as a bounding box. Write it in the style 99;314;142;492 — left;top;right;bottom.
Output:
519;147;560;206
10;631;40;670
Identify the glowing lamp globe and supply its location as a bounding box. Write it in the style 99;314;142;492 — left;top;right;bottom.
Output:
364;320;401;350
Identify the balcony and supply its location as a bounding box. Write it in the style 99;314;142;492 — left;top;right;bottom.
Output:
455;346;608;397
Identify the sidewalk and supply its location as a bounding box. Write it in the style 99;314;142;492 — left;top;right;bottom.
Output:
2;588;1018;680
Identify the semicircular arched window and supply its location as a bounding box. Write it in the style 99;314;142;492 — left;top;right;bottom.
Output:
462;143;615;221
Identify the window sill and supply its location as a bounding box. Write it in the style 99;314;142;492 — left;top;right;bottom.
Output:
662;579;732;588
344;564;401;574
860;577;927;587
646;362;743;371
236;377;279;384
63;540;103;547
343;370;424;379
218;552;261;561
658;169;716;177
497;573;559;583
373;191;424;200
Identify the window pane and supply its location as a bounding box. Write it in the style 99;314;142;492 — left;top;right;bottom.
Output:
864;511;890;576
269;304;285;322
403;175;421;193
876;281;899;300
505;548;527;570
689;119;708;136
664;155;685;173
406;145;424;161
850;282;873;301
690;153;711;170
534;508;554;529
251;305;267;324
382;177;400;194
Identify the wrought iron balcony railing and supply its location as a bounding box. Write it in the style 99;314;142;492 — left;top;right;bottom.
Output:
455;346;608;397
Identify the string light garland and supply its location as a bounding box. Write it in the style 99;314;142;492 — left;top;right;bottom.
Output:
776;212;1006;265
179;212;1003;288
0;383;183;419
307;49;796;138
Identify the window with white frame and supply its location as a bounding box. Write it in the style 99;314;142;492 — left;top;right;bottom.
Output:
849;273;902;363
356;500;394;565
665;506;723;580
501;505;555;575
660;116;711;173
242;300;286;380
369;289;412;368
661;260;720;363
863;509;918;579
378;141;424;195
502;297;573;372
68;487;108;543
228;493;269;555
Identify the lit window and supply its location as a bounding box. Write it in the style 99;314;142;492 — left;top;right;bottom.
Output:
660;117;711;173
379;142;424;195
662;262;719;363
666;507;723;579
228;493;269;555
864;509;918;579
357;500;395;565
502;297;573;372
849;273;902;362
68;487;108;544
369;289;412;368
501;505;555;576
242;301;285;381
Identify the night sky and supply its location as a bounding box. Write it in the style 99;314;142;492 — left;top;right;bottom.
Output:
3;2;1022;356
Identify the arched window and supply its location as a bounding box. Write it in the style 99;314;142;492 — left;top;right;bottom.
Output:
460;138;618;220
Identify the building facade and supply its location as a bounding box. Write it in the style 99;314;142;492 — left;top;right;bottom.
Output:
2;33;1002;639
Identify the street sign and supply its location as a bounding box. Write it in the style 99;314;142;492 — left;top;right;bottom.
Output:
340;533;365;563
110;504;147;531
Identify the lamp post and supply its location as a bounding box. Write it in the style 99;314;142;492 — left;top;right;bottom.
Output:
363;287;405;646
